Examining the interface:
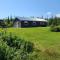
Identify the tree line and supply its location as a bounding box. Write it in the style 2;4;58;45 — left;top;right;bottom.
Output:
48;17;60;32
0;16;15;28
48;17;60;26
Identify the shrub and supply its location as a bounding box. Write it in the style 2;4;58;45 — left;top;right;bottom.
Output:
50;25;60;32
0;40;14;60
24;41;34;53
0;32;35;60
2;33;24;49
0;41;6;60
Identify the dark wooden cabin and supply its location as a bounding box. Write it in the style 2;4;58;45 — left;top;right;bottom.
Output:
13;17;48;28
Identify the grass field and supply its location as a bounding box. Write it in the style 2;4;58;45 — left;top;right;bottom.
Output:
1;27;60;60
7;27;60;47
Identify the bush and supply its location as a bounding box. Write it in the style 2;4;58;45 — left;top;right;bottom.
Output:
0;32;35;60
0;41;6;60
24;41;34;53
50;25;60;32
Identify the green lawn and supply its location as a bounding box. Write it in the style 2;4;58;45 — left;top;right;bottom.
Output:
1;27;60;60
5;27;60;50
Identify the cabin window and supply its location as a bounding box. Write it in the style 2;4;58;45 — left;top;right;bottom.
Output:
33;21;36;24
24;21;28;24
40;22;45;25
32;21;36;26
24;21;28;26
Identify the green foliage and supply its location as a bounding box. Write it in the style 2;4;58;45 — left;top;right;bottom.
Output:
0;16;15;28
48;18;53;25
24;41;34;53
48;17;60;32
48;17;60;26
50;25;60;32
0;31;35;60
4;16;14;27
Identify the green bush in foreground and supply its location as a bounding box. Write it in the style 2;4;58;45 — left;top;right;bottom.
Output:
0;32;35;60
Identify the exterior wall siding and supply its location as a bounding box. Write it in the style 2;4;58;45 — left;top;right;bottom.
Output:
21;21;47;27
13;21;21;28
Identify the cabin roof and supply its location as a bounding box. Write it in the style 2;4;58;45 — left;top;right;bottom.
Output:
16;17;48;22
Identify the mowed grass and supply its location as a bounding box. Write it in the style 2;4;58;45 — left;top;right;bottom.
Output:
1;27;60;60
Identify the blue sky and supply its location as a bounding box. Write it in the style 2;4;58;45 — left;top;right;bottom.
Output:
0;0;60;18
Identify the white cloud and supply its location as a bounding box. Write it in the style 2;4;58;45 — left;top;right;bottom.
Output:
56;14;60;17
45;12;52;18
47;12;52;15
